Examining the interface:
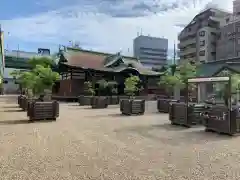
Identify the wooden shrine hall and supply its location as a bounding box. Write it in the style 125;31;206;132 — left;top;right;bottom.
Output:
52;47;163;98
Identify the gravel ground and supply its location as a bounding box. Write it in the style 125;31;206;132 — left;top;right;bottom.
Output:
0;96;240;179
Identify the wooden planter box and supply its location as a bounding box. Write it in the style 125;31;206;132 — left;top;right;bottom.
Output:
27;101;59;121
108;96;119;105
119;96;130;101
91;96;108;109
157;99;179;113
189;104;206;125
18;95;26;108
120;99;145;115
18;95;27;109
204;105;239;135
169;103;194;127
78;95;93;106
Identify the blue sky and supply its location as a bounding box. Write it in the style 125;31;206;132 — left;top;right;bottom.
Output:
0;0;233;57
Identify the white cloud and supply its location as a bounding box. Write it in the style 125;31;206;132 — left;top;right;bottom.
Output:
1;0;233;55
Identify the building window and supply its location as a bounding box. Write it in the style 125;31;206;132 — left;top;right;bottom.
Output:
211;32;216;36
226;18;229;23
188;27;191;32
199;50;205;56
238;51;240;57
237;27;240;32
200;40;205;47
199;31;205;37
238;38;240;44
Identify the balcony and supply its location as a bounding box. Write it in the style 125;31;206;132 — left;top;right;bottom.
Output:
178;38;196;48
178;31;197;41
179;47;196;56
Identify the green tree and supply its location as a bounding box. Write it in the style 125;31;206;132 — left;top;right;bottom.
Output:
28;56;55;68
158;69;183;97
32;65;60;96
177;60;197;84
84;81;95;96
124;75;141;97
15;71;38;97
10;59;60;98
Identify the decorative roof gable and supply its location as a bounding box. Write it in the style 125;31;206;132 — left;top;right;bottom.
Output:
60;47;161;75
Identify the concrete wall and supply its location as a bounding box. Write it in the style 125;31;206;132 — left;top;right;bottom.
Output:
3;78;19;94
3;68;23;94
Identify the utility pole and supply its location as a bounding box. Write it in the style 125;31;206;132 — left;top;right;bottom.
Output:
173;41;176;65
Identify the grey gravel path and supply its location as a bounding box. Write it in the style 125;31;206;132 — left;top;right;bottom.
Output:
0;97;240;179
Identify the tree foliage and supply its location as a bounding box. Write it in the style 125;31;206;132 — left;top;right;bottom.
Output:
28;56;55;68
84;81;95;96
177;60;197;84
124;75;141;97
10;57;59;98
158;70;183;92
158;60;197;96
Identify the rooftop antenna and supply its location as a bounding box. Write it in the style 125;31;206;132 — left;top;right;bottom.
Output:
140;28;143;35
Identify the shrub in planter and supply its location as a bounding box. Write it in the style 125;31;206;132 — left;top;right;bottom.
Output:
11;57;60;118
78;81;95;106
91;79;108;109
107;81;119;105
120;75;145;115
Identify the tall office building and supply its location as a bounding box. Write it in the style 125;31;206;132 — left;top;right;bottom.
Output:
133;35;168;68
178;8;230;63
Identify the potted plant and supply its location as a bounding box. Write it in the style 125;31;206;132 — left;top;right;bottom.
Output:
157;68;182;113
120;75;145;115
10;62;60;121
107;81;119;105
91;79;108;109
78;81;95;106
10;70;37;110
32;64;60;101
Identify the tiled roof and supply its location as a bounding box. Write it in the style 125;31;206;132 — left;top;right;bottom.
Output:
197;61;240;77
65;51;106;69
61;47;161;76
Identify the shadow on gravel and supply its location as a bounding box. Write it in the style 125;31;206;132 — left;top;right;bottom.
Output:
2;106;19;109
1;109;23;112
84;113;131;118
115;124;230;146
0;119;56;125
68;104;79;106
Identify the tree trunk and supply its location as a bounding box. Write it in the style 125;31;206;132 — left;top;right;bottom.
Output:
173;86;180;100
43;89;52;101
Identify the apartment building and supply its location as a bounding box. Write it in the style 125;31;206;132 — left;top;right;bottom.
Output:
133;35;168;68
216;0;240;60
178;8;230;63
